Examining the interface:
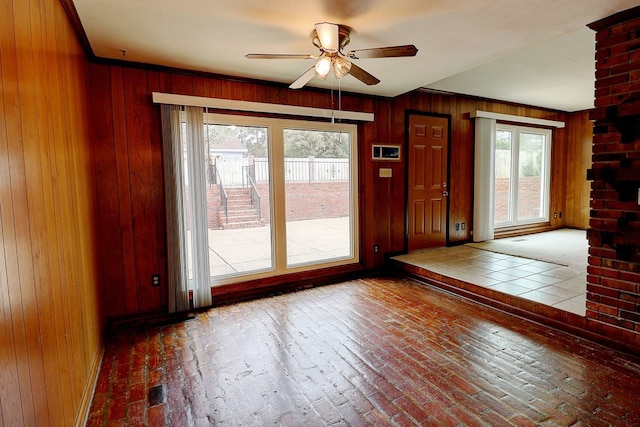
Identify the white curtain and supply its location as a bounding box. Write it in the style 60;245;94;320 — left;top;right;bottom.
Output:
473;117;496;242
161;105;212;312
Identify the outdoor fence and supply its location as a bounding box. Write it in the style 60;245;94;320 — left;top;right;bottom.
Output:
283;158;349;182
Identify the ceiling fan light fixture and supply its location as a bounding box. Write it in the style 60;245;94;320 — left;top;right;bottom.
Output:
315;57;332;78
247;22;415;89
315;22;339;52
333;56;352;79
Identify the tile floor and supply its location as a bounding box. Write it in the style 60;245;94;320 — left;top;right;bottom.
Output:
392;243;587;316
87;276;640;426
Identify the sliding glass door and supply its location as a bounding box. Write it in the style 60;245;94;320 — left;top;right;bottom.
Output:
494;124;551;227
203;123;274;278
182;113;358;286
283;128;353;267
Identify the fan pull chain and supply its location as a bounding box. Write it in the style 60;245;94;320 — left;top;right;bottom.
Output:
330;77;335;124
338;78;342;123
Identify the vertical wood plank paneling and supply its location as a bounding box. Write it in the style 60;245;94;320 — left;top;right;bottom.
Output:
5;0;46;422
91;63;591;317
91;64;126;315
147;70;167;311
58;8;98;412
171;73;194;95
39;0;74;420
551;126;567;227
0;1;29;423
50;4;81;420
1;0;105;424
123;67;157;312
27;0;67;423
565;111;592;228
205;76;222;99
192;76;206;97
112;67;139;313
390;91;578;246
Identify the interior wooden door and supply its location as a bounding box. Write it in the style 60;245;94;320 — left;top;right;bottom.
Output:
407;114;449;251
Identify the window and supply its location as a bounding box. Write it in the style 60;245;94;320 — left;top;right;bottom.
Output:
188;113;358;286
494;124;551;227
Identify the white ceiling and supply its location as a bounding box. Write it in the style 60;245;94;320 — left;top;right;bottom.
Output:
72;0;640;112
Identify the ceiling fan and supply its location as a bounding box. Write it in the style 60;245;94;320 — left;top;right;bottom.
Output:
246;22;418;89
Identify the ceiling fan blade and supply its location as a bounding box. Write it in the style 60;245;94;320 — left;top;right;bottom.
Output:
315;22;339;51
246;53;318;60
347;45;418;59
289;66;317;89
347;62;380;86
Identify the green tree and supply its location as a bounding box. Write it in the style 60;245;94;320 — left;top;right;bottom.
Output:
284;129;349;158
205;124;268;157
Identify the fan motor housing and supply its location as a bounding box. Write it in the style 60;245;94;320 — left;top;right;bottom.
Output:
311;25;351;51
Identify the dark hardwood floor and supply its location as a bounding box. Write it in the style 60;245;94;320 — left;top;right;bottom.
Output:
87;275;640;426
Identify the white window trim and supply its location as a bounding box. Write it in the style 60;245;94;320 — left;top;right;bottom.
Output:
494;123;552;228
471;110;564;128
204;113;359;286
153;92;374;122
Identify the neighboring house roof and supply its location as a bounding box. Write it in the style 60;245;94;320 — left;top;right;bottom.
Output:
210;139;248;154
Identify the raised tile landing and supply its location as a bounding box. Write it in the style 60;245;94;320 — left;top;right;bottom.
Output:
392;244;586;316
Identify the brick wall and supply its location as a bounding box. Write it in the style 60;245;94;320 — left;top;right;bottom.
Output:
203;181;350;227
284;182;350;221
587;6;640;350
494;177;542;223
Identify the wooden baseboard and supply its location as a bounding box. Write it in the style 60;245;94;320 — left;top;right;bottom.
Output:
74;336;105;427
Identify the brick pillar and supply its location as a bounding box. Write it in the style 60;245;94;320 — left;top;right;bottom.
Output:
587;6;640;350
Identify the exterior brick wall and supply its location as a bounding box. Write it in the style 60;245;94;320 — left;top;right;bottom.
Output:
284;182;350;221
183;186;223;229
204;181;349;227
494;177;542;223
587;7;640;350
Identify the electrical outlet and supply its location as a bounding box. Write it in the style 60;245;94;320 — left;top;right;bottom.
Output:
461;222;465;230
553;212;557;219
151;274;160;287
455;223;460;231
374;245;379;253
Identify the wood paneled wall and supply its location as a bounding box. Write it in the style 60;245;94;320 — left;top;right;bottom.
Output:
389;92;576;245
89;66;384;317
90;63;592;318
564;110;593;229
0;0;104;425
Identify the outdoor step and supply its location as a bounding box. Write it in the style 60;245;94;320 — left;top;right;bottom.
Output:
226;215;260;223
227;201;254;206
225;215;260;223
226;195;253;200
218;211;259;221
226;209;259;216
220;220;264;230
215;186;263;229
227;201;255;210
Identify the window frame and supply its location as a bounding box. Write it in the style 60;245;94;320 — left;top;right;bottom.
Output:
203;113;359;287
494;123;552;228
